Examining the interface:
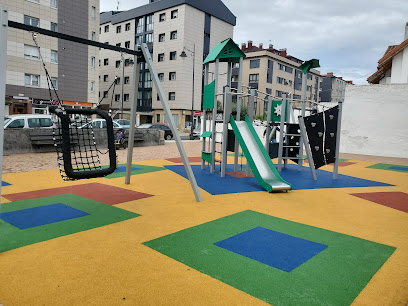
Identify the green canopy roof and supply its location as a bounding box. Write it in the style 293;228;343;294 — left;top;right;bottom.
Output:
298;59;320;74
203;38;246;64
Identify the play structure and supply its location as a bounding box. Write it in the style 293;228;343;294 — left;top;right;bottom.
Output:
0;8;203;201
200;39;343;192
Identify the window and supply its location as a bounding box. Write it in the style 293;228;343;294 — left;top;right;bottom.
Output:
158;73;164;81
144;33;153;43
116;43;121;47
158;53;164;62
90;81;95;92
276;90;290;97
307;73;313;80
249;74;259;83
51;0;57;8
116;25;121;33
144;71;152;88
116;60;121;68
250;59;260;69
169;72;176;80
28;118;53;128
115;94;120;102
91;31;96;41
156;114;160;122
169;51;176;60
170;31;177;40
104;25;109;32
103;91;108;98
295;70;302;78
169;92;176;100
136;36;143;45
159;13;166;22
115;77;120;85
25;74;40;87
136;17;144;33
30;0;40;2
24;16;39;27
278;63;293;73
146;15;154;31
103;75;108;82
91;6;96;19
277;77;290;85
124;94;129;101
159;33;165;42
125;59;132;67
157;94;160;101
125;41;130;48
125;23;131;31
24;45;39;60
104;58;109;66
124;77;130;84
171;9;178;19
51;22;58;32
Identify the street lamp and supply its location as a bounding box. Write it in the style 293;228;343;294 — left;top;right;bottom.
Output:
121;56;134;119
180;44;195;140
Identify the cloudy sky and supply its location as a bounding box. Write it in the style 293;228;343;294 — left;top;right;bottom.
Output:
100;0;408;84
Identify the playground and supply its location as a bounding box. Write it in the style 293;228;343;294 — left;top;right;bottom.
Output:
0;143;408;305
1;15;408;305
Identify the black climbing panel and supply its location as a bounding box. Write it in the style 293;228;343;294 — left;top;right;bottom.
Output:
304;112;326;169
286;123;301;164
324;106;339;164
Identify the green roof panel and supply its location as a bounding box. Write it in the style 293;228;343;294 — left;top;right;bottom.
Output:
203;38;246;64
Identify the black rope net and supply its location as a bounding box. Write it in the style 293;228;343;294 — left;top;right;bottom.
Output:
53;114;103;181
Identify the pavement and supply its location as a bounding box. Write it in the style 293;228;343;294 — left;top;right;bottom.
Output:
0;151;407;305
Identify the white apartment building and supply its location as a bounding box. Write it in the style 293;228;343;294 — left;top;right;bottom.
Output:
99;0;235;131
320;73;353;103
4;0;100;115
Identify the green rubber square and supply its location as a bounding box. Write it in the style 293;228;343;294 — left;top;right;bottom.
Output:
105;163;165;179
144;210;395;305
0;194;140;253
367;163;408;173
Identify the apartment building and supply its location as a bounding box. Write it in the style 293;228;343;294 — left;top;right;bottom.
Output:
233;41;321;116
320;73;353;103
4;0;100;115
99;0;235;130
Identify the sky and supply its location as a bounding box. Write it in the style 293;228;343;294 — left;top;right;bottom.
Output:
100;0;408;85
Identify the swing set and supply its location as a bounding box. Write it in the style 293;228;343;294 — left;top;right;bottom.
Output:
0;7;202;202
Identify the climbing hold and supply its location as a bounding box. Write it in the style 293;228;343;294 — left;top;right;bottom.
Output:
318;132;323;137
329;115;334;120
330;133;335;137
326;149;331;153
311;123;316;127
315;146;320;151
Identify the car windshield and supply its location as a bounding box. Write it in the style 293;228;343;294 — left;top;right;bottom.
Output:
137;124;153;128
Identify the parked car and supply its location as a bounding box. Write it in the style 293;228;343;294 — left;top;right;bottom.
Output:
114;119;131;129
4;114;56;129
137;123;173;140
79;119;123;129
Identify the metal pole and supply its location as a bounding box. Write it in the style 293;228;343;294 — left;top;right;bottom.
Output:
234;57;243;172
189;44;195;140
298;72;308;171
221;86;231;177
201;64;209;170
299;116;317;180
245;89;256;176
264;96;271;151
141;43;202;202
0;7;8;214
333;101;343;179
277;95;287;172
121;54;125;118
210;59;219;173
125;50;140;184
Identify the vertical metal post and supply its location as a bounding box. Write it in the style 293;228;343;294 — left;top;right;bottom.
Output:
0;7;8;213
264;96;271;151
121;54;125;118
221;86;231;177
333;101;343;179
298;72;308;171
141;43;202;202
201;64;209;170
245;89;256;176
125;50;140;184
189;43;195;140
277;95;287;172
299;116;317;180
210;59;219;173
234;57;243;172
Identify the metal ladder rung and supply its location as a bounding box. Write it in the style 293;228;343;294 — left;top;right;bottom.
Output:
285;134;300;136
283;145;300;148
282;157;303;160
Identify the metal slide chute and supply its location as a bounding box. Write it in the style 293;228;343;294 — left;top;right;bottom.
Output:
230;115;291;192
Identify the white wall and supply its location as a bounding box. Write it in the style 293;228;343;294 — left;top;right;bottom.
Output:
341;84;408;158
390;47;408;84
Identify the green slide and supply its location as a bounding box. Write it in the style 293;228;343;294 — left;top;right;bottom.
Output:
230;115;291;192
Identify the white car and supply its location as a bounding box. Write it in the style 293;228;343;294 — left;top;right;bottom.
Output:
4;114;56;129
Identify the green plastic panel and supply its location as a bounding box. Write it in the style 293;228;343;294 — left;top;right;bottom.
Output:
203;81;216;110
202;152;212;164
201;131;212;138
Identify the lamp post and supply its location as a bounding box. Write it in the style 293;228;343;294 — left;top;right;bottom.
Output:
180;44;195;140
121;56;134;119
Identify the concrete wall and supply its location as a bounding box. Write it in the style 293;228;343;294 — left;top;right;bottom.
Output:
341;84;408;158
3;128;163;155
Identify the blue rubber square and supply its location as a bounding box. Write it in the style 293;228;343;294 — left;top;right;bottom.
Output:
214;226;328;272
0;203;89;229
2;181;11;186
114;166;140;173
389;166;408;172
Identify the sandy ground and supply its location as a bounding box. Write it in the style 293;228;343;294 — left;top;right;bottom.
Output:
2;140;407;174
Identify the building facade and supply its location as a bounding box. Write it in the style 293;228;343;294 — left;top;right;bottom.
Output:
367;22;408;85
234;41;322;117
99;0;235;131
4;0;100;115
320;73;352;103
